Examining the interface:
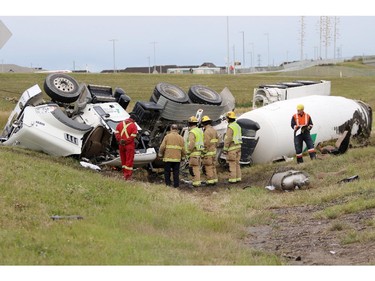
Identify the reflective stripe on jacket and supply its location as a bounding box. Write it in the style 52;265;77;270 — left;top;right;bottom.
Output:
115;118;138;143
186;127;204;157
203;124;218;157
159;131;186;162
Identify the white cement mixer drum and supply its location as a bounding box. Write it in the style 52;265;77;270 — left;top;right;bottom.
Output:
238;95;372;164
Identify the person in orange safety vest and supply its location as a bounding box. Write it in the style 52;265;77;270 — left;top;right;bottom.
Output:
291;104;316;164
115;116;138;180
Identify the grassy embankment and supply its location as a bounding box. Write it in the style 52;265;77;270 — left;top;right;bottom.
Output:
1;61;375;265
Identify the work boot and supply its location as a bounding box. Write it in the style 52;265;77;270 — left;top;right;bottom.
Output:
206;180;216;187
296;157;304;164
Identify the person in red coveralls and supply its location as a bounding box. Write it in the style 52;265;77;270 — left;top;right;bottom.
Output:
115;116;138;180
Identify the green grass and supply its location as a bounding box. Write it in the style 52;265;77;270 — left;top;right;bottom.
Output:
1;60;375;265
0;147;279;265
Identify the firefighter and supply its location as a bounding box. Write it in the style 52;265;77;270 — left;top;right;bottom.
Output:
291;104;316;164
186;116;204;187
201;115;218;185
223;111;242;183
115;116;138;180
158;124;186;188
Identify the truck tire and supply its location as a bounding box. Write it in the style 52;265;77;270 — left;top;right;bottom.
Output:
44;73;81;103
188;85;222;105
152;82;189;104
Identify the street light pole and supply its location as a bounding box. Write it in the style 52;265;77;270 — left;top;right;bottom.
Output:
226;17;230;74
240;31;245;68
147;56;150;74
150;41;157;72
248;51;252;71
233;44;236;75
109;39;118;73
249;42;254;70
264;33;270;67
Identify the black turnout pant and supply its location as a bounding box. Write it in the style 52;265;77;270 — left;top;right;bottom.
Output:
164;161;181;188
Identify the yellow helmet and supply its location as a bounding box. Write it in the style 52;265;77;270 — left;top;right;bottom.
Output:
201;115;211;122
226;111;236;119
188;116;198;123
296;104;304;110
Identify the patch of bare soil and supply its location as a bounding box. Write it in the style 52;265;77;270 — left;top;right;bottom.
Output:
245;205;375;265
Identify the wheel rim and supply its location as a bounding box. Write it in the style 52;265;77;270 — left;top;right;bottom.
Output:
53;77;75;93
162;84;185;99
164;87;184;98
197;88;216;99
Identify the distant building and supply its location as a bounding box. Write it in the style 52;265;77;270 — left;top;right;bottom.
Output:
167;68;194;74
192;67;221;74
102;65;180;74
167;62;223;74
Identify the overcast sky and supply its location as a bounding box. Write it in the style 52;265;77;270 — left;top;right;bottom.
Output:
1;1;374;72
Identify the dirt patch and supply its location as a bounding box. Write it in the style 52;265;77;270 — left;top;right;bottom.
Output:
245;205;375;265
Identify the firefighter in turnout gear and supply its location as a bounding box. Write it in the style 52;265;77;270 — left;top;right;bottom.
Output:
223;111;242;183
158;124;186;188
201;115;218;185
115;116;138;180
186;116;204;187
291;104;316;164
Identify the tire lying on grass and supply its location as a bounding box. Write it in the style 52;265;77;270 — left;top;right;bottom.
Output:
188;85;222;105
44;73;81;103
151;82;189;104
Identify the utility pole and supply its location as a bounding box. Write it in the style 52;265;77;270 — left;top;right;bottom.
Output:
319;16;323;59
109;39;118;73
147;56;151;74
233;44;236;75
257;54;261;67
248;51;252;71
150;41;158;72
333;17;340;59
299;16;305;61
320;16;331;60
249;42;254;70
264;33;269;67
226;17;230;74
240;31;245;68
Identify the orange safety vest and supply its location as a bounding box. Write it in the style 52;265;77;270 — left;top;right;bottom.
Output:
293;112;311;127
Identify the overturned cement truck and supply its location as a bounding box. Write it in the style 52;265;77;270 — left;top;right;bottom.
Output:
1;74;370;170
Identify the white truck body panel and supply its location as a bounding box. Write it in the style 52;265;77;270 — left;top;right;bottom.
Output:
253;80;331;109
